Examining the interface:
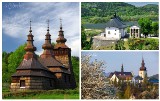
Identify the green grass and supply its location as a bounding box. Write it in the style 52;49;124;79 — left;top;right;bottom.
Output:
3;89;79;99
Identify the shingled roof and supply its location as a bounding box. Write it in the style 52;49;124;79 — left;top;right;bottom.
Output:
106;15;126;29
16;58;48;71
38;57;64;67
12;70;55;78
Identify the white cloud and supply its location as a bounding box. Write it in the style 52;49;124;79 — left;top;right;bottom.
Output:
3;2;79;56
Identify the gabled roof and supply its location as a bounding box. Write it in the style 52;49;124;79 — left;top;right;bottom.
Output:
38;56;64;67
12;70;55;78
106;16;126;29
16;58;48;71
109;71;133;80
12;58;54;78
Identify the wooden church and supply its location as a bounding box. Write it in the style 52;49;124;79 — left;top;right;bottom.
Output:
10;20;76;91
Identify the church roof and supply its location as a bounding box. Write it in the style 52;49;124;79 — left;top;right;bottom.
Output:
16;58;49;71
106;15;126;29
109;71;133;80
134;75;143;80
38;57;64;67
54;43;69;49
12;70;55;78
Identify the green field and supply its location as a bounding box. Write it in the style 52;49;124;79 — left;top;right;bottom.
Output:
3;89;79;99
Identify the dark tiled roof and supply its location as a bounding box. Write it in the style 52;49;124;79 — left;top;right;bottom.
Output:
12;70;55;78
17;58;49;71
106;17;126;29
109;71;133;80
134;75;143;80
140;66;146;71
38;57;64;67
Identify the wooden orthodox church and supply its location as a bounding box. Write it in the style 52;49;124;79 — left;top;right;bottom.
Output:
10;20;76;91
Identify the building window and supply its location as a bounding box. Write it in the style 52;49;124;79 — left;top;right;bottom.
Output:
108;31;110;34
20;80;25;87
115;30;116;31
115;33;116;35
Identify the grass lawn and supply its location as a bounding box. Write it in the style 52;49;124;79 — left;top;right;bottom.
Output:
3;89;79;99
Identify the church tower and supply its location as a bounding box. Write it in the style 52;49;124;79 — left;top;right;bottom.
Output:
53;19;76;88
139;56;147;82
121;63;124;73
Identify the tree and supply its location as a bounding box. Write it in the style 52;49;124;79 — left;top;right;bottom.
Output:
138;18;152;38
124;84;132;99
151;22;158;36
81;24;92;50
81;54;117;99
71;56;79;85
7;44;26;83
81;24;87;49
115;40;126;50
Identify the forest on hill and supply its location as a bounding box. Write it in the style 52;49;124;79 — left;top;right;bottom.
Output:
81;2;158;24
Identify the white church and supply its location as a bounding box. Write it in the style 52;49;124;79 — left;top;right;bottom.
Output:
100;13;127;40
109;57;147;84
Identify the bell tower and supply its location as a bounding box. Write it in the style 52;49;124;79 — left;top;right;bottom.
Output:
53;18;76;88
139;56;147;82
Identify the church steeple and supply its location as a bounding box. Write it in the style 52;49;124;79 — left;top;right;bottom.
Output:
40;20;54;58
56;18;67;43
24;20;37;60
140;56;146;71
121;63;124;73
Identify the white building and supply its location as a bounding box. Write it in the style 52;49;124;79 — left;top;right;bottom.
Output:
139;57;147;82
130;25;140;38
101;13;126;40
109;64;133;83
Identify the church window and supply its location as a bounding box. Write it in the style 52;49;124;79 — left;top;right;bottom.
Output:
20;80;25;87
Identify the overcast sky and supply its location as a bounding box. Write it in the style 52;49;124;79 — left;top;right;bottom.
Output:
82;51;159;76
2;2;80;56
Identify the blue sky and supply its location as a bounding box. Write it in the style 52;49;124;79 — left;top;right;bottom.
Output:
126;2;158;7
2;2;79;56
82;51;159;76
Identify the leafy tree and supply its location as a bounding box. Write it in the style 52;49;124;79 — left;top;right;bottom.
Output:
115;40;126;50
151;22;158;36
138;18;152;38
81;24;92;50
7;44;26;83
71;56;79;85
81;54;117;99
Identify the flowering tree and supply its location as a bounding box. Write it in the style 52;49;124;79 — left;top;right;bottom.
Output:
81;53;117;99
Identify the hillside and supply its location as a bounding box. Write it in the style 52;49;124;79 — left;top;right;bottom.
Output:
81;2;158;24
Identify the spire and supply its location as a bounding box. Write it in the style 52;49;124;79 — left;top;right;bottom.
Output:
40;19;54;58
56;18;67;43
121;63;124;73
29;20;32;33
47;19;49;32
60;18;62;30
140;56;146;71
24;20;37;60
